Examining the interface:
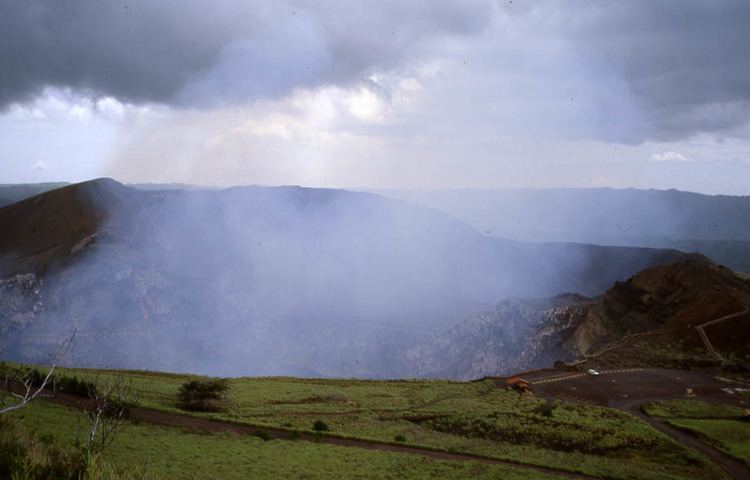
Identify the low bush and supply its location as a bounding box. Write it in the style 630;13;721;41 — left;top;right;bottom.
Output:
177;379;230;412
533;400;557;418
56;375;98;398
12;367;98;398
252;430;270;441
312;419;329;432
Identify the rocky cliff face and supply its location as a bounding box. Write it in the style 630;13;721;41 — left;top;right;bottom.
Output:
0;274;43;328
402;294;593;379
405;256;750;379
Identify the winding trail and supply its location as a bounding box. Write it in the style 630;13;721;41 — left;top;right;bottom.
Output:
621;402;749;480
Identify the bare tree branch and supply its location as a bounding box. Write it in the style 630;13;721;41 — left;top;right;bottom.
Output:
80;371;138;455
0;328;77;415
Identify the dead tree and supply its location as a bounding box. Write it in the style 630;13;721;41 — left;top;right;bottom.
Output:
80;372;137;455
0;328;77;415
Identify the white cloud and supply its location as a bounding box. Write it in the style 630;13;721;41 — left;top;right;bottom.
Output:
650;151;688;162
68;104;93;121
31;160;50;172
345;87;384;123
96;97;125;118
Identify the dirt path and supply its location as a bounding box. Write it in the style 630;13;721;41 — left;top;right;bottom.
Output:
31;388;596;480
622;403;749;480
695;306;749;360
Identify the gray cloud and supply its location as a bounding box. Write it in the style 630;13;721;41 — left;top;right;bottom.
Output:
1;0;749;145
564;0;750;142
0;0;493;108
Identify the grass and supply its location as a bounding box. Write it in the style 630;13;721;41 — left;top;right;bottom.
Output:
644;399;750;465
14;366;725;480
6;399;565;480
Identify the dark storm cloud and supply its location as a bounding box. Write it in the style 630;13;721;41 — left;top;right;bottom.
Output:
2;0;749;143
0;0;493;108
566;0;750;142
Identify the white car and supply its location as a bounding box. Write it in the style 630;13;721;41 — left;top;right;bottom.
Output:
587;369;600;376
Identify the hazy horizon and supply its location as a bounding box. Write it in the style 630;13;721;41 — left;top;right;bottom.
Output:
6;178;750;199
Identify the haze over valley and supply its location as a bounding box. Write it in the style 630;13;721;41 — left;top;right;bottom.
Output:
1;179;689;377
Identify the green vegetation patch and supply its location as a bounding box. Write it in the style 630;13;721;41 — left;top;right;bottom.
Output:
669;419;750;466
6;399;564;480
417;403;663;454
643;399;746;420
0;363;98;398
12;366;730;480
644;399;750;465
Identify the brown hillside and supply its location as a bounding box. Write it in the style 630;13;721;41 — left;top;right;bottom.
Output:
567;255;750;370
0;178;137;275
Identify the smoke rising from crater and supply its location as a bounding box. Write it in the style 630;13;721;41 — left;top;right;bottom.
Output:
0;180;688;377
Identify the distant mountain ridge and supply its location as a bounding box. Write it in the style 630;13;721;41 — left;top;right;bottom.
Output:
0;179;687;377
379;188;750;272
6;183;750;272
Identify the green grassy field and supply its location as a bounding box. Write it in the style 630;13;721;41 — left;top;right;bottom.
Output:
0;364;732;479
643;399;750;466
6;399;565;480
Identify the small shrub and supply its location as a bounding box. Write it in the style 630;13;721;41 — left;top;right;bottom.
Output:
394;434;406;442
11;367;98;398
533;400;557;418
177;379;230;412
25;367;47;387
102;398;133;420
253;430;270;441
288;430;301;441
312;420;329;432
56;375;98;398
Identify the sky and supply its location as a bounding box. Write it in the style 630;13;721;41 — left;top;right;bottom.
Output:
1;0;749;193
